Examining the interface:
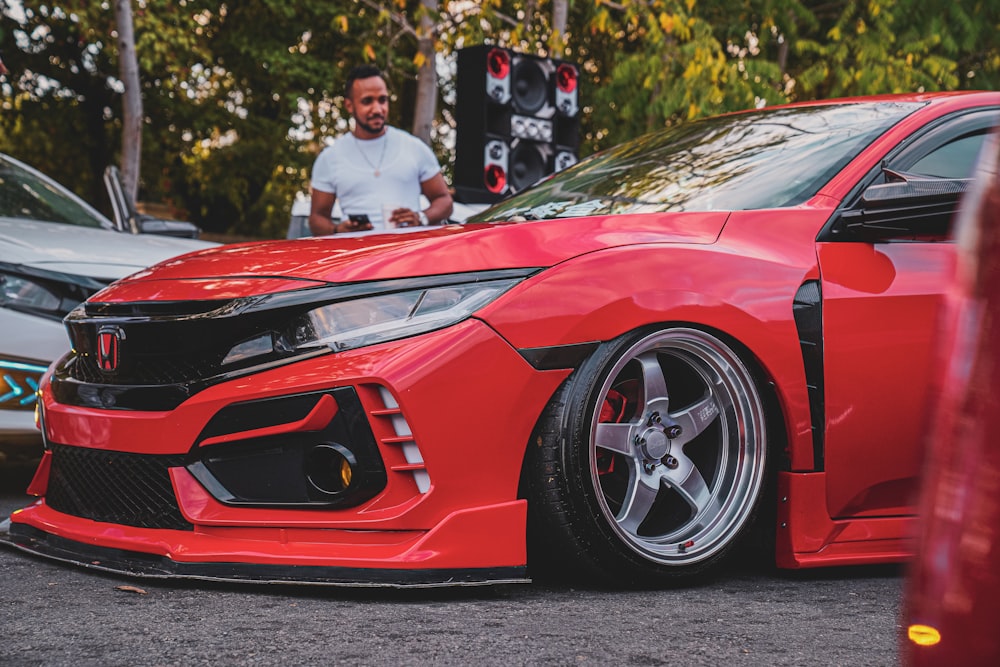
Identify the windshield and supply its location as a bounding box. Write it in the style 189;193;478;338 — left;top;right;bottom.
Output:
473;102;922;222
0;154;110;228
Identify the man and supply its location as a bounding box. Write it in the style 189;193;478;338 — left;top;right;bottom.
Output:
309;65;453;235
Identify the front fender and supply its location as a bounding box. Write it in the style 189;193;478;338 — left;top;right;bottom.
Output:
478;243;818;471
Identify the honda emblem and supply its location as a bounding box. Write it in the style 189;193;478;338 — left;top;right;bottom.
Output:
96;326;125;373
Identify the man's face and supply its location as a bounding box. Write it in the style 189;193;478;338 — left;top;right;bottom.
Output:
345;76;389;137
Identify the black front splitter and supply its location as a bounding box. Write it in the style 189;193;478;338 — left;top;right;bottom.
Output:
0;522;530;589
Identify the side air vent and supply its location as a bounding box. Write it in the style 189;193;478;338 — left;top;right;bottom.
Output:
371;385;430;494
792;280;825;470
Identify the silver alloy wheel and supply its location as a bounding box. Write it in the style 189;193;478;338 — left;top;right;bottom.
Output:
589;328;767;567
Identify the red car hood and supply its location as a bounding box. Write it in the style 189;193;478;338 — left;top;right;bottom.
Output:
95;212;727;302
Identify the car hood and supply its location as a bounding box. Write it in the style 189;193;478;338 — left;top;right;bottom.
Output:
0;217;216;280
99;212;729;301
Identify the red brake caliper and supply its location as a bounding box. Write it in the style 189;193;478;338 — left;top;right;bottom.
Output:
597;384;635;475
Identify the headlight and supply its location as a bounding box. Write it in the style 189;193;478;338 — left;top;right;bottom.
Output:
289;278;521;353
1;275;62;312
0;265;107;321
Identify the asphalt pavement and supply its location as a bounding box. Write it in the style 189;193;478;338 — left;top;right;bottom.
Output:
0;463;904;667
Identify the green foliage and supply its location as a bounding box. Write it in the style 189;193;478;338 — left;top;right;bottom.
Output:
1;0;997;239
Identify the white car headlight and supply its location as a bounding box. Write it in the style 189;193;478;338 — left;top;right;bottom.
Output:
1;275;62;312
0;267;106;321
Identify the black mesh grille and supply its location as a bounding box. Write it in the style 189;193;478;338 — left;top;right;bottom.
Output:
68;350;225;386
46;444;192;531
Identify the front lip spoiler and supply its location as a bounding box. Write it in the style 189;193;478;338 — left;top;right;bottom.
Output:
0;522;530;589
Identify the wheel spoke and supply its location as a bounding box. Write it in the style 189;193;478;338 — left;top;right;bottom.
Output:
595;422;635;456
664;454;716;517
616;469;660;534
669;393;722;447
637;351;669;408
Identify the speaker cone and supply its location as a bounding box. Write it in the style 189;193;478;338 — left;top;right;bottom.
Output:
510;142;547;191
511;59;548;115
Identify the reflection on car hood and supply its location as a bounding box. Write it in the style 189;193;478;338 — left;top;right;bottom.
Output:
102;212;729;300
0;217;216;280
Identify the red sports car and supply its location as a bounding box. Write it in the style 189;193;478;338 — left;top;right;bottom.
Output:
3;92;998;587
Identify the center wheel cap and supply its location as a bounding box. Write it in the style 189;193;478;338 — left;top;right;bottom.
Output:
639;428;670;460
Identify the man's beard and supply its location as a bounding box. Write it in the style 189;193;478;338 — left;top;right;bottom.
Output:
356;116;385;135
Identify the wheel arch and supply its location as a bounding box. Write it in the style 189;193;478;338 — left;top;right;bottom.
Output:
516;319;790;494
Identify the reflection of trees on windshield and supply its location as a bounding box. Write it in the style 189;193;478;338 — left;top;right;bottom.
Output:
478;102;919;222
0;156;107;227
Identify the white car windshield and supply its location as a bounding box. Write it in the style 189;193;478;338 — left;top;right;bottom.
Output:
0;154;110;228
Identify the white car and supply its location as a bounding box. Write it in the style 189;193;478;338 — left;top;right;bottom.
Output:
0;153;216;458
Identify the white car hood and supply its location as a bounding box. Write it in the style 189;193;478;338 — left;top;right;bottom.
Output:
0;217;216;280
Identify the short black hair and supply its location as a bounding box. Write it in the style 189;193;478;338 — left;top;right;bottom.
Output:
345;65;386;98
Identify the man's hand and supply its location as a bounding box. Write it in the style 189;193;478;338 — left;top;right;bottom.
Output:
338;216;373;232
384;207;424;227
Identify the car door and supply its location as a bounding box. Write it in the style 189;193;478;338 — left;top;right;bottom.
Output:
817;109;998;519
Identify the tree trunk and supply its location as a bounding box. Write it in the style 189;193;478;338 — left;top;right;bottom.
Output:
113;0;142;206
552;0;568;51
411;0;438;146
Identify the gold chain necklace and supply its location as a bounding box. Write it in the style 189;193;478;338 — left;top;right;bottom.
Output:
353;131;388;177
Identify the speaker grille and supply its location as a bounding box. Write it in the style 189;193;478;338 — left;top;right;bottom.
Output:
455;45;580;204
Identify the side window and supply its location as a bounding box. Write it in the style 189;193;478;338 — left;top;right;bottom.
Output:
889;109;998;179
907;133;987;178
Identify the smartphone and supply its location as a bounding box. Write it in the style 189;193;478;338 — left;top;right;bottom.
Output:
348;214;371;226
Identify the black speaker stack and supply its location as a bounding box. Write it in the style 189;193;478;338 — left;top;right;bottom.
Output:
454;45;581;204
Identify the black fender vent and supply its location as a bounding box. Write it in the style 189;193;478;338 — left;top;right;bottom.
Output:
792;280;825;470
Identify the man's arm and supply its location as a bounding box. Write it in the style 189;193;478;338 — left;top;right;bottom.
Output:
309;189;372;235
308;189;339;235
420;173;454;225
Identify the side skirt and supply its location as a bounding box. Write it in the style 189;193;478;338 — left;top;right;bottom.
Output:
775;471;915;569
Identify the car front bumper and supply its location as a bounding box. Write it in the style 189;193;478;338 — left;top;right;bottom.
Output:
2;319;572;586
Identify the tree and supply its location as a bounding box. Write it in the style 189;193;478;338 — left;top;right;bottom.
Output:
2;0;997;240
113;0;142;205
1;2;123;208
412;0;439;144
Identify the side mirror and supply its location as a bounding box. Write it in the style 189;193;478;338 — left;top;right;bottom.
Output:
136;215;203;239
835;171;972;240
103;165;202;239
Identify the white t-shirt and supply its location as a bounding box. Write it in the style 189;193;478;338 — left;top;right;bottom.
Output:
311;126;442;231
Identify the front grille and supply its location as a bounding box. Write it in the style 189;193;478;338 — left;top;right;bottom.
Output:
58;296;317;395
64;317;242;387
46;444;192;530
68;349;226;386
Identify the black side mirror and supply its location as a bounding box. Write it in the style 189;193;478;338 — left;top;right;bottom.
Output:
834;169;972;241
103;165;202;239
136;215;203;238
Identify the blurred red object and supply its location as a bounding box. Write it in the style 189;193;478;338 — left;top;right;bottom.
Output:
903;124;1000;665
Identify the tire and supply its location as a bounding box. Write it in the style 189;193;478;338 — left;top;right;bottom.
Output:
524;326;769;586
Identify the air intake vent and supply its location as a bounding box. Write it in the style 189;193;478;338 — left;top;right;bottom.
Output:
46;444;192;530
